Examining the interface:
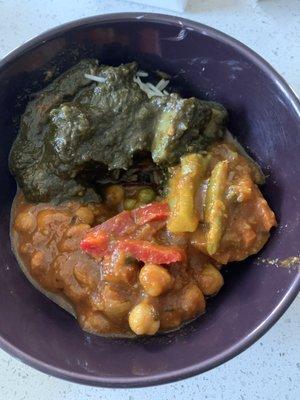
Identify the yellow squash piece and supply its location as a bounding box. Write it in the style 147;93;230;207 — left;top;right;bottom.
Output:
167;153;207;233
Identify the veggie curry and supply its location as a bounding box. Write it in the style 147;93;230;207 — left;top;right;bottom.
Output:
10;61;276;337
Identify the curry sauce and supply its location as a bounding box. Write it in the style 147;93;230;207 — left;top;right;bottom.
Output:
11;142;276;337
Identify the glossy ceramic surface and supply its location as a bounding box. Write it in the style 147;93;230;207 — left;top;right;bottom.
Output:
0;13;299;387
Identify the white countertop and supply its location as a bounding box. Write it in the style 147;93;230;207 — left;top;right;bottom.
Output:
0;1;299;399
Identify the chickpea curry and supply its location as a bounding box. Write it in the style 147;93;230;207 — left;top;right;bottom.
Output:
10;61;276;337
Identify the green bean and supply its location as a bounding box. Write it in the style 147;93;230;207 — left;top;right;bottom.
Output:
205;160;228;255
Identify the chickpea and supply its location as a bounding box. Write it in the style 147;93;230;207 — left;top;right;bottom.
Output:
14;211;36;233
105;185;124;206
88;203;108;217
73;264;96;289
139;264;173;297
128;301;160;335
103;285;131;319
66;223;90;238
75;206;94;225
198;264;224;296
37;209;69;234
20;243;33;254
181;284;206;319
30;251;45;271
59;239;77;253
32;232;47;246
137;188;156;204
105;264;138;285
123;198;137;210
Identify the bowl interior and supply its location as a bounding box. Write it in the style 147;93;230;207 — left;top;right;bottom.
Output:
0;14;299;387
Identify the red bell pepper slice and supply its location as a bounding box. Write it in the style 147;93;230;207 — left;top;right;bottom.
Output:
80;230;109;256
80;211;137;255
97;211;135;235
81;203;173;259
132;202;169;225
117;239;186;264
80;211;135;256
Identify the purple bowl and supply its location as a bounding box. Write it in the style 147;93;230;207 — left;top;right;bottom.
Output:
0;13;299;387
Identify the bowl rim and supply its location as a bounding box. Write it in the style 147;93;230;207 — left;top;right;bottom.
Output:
0;12;299;388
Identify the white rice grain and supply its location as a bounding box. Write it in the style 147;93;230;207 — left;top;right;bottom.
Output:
84;73;106;83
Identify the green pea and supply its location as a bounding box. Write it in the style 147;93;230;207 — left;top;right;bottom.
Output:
137;188;156;204
123;198;137;210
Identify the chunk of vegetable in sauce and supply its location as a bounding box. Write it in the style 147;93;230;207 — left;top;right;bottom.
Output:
139;264;173;296
167;153;207;233
197;264;224;295
80;202;170;257
129;302;160;335
80;230;110;257
181;284;206;319
204;160;229;255
132;202;169;225
117;239;186;264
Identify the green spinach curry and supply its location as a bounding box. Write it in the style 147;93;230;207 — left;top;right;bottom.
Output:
10;60;227;203
10;61;276;337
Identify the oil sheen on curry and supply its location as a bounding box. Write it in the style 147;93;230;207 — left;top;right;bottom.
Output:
10;60;276;337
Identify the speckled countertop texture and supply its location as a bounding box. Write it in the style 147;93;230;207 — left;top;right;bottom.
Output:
0;1;299;399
